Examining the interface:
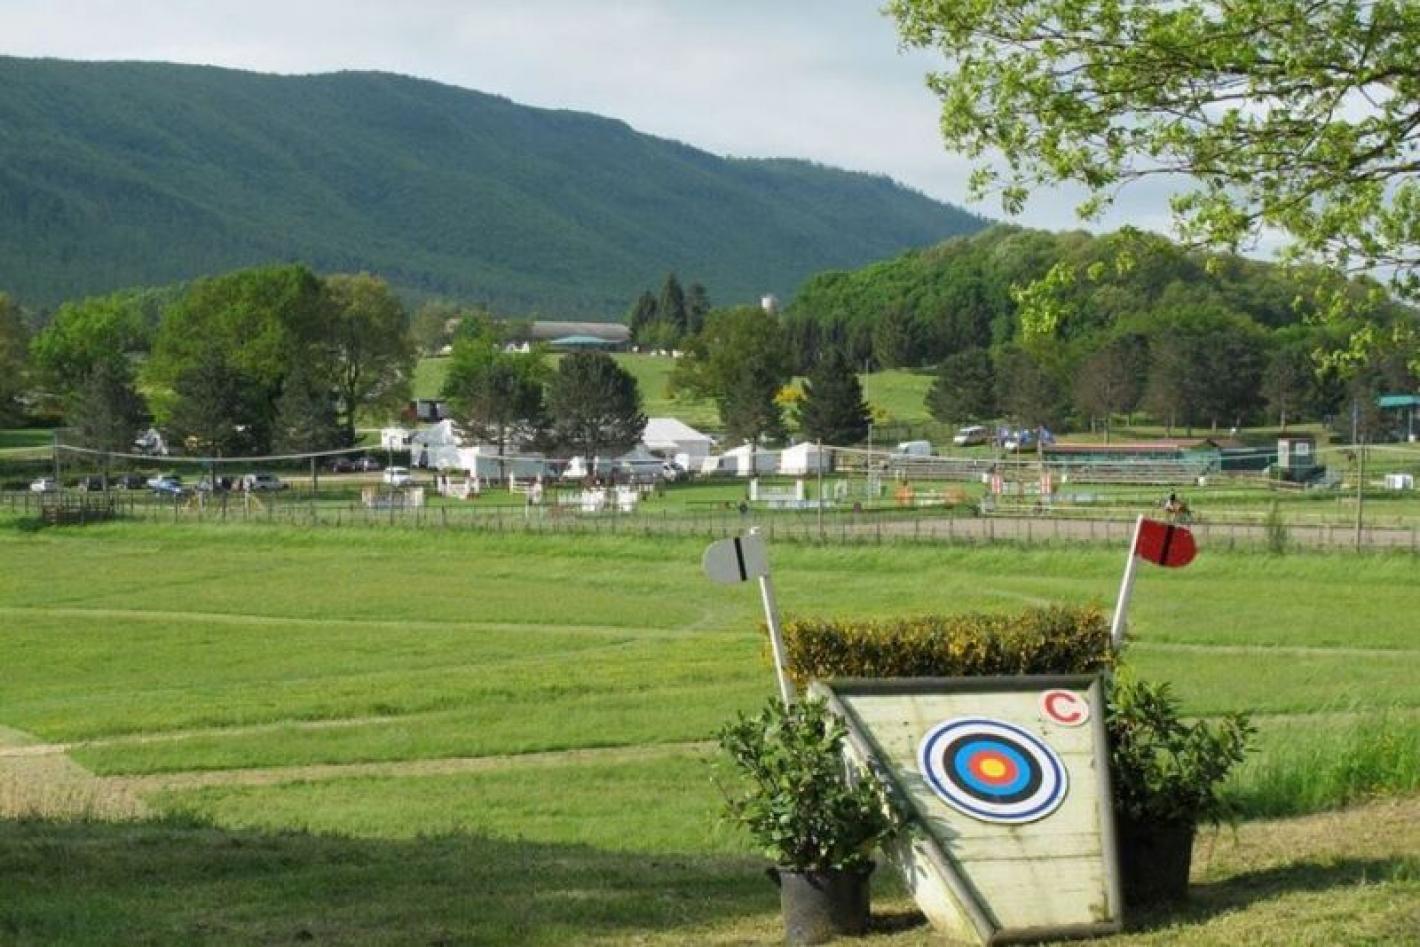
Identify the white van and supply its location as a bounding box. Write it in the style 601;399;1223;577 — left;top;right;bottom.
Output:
894;440;933;457
952;425;988;447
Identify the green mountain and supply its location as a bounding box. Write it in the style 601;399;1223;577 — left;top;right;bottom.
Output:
0;57;986;315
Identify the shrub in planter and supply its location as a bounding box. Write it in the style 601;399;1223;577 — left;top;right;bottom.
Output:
1106;673;1255;906
780;604;1115;688
716;698;899;945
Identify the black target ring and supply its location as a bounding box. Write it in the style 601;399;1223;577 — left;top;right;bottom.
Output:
918;717;1068;824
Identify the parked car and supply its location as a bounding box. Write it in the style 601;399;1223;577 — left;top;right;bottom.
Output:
149;475;187;497
74;475;107;491
29;477;59;493
330;455;382;473
893;440;934;458
241;472;287;492
112;474;148;490
383;466;412;487
952;425;988;447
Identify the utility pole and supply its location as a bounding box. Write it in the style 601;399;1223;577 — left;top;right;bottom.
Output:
1355;437;1366;551
816;438;824;541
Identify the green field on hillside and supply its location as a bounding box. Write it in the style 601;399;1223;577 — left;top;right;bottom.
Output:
1;523;1415;944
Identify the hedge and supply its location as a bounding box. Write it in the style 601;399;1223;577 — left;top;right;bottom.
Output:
780;604;1115;687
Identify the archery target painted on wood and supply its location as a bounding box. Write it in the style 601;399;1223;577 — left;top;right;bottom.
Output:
918;717;1069;824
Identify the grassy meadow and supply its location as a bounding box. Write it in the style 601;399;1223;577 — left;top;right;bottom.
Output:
1;521;1416;944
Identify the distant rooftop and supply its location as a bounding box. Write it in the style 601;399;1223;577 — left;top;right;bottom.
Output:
530;321;630;343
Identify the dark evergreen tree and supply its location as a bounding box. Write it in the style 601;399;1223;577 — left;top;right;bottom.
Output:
994;347;1063;430
627;291;659;344
166;347;272;456
66;360;147;474
657;273;688;339
0;294;27;427
546;352;647;464
686;283;712;336
797;349;871;445
925;347;996;424
272;360;343;453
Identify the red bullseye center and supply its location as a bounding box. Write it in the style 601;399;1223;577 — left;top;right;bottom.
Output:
968;751;1018;785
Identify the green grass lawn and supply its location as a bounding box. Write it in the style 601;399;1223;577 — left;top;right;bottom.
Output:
412;355;940;434
1;523;1416;945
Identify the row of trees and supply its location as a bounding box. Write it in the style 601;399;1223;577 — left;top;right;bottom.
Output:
19;265;417;458
626;273;712;350
439;323;649;464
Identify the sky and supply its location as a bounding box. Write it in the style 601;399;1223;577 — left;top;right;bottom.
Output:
0;0;1180;237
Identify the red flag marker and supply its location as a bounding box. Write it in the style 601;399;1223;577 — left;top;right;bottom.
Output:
1134;518;1197;568
1110;515;1197;649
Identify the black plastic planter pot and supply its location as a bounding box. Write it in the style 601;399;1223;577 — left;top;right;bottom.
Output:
1115;813;1196;907
770;864;873;945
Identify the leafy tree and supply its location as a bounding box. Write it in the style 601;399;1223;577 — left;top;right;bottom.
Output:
147;264;327;446
1261;342;1317;431
442;335;548;471
323;273;416;443
673;306;792;445
925;347;996;425
546;352;646;465
796;349;871;445
872;307;922;369
888;0;1420;298
149;264;326;396
411;299;463;355
272;360;343;454
66;360;146;459
30;292;148;395
0;294;29;426
1073;335;1146;442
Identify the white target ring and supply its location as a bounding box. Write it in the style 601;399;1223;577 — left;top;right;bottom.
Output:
918;717;1069;824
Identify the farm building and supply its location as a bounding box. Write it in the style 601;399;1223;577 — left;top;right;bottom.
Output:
642;418;714;467
780;442;831;475
528;321;631;350
1377;394;1420;441
715;443;780;477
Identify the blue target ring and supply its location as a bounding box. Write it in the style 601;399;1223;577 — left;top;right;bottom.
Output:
918;717;1068;824
951;739;1033;797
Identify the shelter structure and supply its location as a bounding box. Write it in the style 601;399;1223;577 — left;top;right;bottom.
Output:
779;441;830;475
642;417;715;468
1377;393;1420;441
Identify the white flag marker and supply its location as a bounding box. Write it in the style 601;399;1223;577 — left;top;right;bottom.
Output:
702;529;794;706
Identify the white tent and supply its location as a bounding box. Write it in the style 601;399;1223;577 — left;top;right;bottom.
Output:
721;444;780;477
455;445;549;479
642;417;714;464
380;426;412;451
780;442;831;475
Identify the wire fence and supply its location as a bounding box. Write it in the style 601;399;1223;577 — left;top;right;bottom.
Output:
7;489;1417;553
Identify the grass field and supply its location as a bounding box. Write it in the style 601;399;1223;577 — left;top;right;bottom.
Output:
1;522;1416;944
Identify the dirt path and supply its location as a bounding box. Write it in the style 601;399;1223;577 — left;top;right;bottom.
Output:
0;726;147;820
107;740;715;795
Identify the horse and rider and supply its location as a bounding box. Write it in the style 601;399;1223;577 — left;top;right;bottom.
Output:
1162;491;1193;524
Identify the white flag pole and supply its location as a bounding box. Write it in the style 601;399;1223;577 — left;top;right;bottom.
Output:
1109;515;1145;651
757;571;795;707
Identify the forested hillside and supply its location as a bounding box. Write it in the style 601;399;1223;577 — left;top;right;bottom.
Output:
0;57;985;314
782;226;1420;434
